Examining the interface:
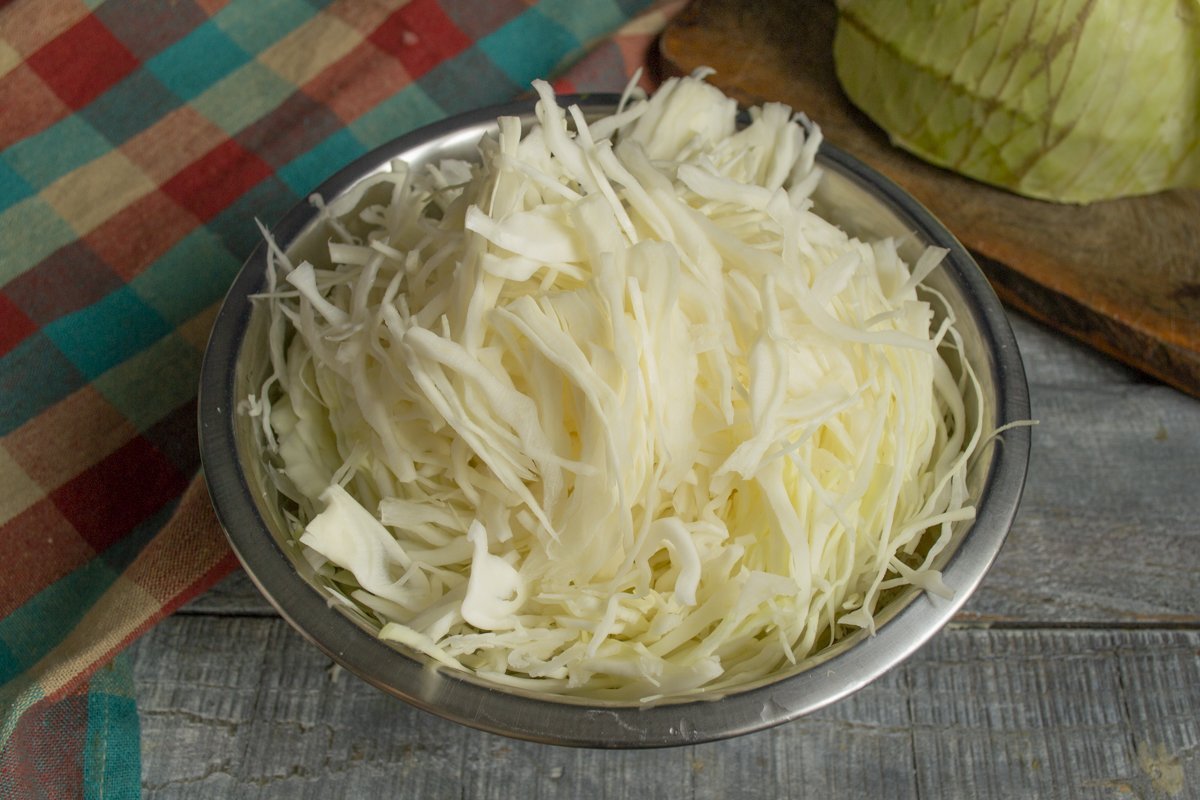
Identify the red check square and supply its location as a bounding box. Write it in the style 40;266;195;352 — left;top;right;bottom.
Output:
0;294;38;358
26;15;140;110
368;0;472;79
0;498;95;618
304;40;410;124
4;688;89;795
50;436;189;554
0;65;71;149
85;190;200;281
160;139;273;222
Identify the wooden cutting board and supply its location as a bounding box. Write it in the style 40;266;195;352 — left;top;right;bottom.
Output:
659;0;1200;398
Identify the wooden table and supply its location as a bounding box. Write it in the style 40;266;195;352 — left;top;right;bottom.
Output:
128;311;1200;798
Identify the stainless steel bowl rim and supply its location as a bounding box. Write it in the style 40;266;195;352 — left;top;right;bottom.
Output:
198;94;1032;748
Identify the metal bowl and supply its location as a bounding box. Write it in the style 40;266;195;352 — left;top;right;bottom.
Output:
198;96;1031;748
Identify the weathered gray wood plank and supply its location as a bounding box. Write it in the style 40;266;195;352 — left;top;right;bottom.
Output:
129;617;1200;799
961;380;1200;624
908;628;1199;799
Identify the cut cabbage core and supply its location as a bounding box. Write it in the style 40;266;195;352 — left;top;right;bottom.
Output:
250;74;983;701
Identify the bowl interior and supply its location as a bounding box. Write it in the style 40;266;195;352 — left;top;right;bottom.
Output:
199;97;1030;747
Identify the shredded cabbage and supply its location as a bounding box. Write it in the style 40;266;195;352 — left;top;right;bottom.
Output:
249;73;983;700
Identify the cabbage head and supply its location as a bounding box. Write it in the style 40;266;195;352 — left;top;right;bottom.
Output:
833;0;1200;204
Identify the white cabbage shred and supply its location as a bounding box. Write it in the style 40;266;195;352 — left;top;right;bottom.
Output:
250;74;983;700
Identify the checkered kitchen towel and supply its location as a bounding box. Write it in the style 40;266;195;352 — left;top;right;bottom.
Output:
0;0;684;794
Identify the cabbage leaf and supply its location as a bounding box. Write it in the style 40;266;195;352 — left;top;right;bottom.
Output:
834;0;1200;203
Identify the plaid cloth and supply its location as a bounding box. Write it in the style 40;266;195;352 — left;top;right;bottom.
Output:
0;0;684;794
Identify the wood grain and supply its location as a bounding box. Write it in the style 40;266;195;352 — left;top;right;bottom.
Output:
658;0;1200;398
129;616;1200;799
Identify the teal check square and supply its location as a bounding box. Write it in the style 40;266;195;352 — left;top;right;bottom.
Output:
0;333;87;436
0;161;32;212
43;287;172;380
0;638;20;687
82;655;141;800
416;48;519;116
348;85;445;151
147;22;251;100
534;0;630;49
129;228;240;326
0;557;117;682
478;8;580;85
277;128;368;195
1;116;110;189
613;0;653;14
80;70;182;146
